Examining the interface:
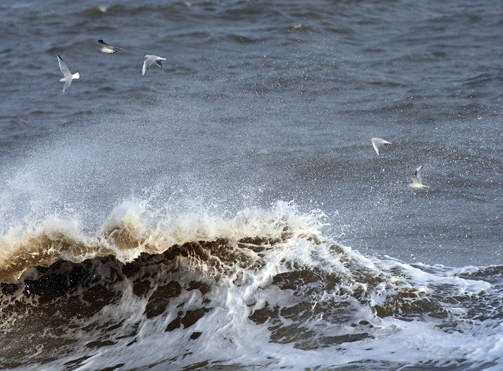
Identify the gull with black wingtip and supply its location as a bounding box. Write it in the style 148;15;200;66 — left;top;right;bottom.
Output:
57;55;80;93
98;40;125;53
408;165;429;189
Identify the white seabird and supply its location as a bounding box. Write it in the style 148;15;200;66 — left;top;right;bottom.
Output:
142;55;166;76
57;55;80;93
408;165;429;189
371;137;392;155
98;39;124;53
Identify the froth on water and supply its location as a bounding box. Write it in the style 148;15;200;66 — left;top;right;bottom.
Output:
0;201;501;370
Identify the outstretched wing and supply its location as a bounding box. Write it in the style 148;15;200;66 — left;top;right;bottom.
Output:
57;55;71;78
63;78;72;93
142;57;155;75
371;138;382;155
414;165;423;182
372;141;380;155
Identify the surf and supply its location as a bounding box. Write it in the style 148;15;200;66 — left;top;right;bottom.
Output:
1;200;502;370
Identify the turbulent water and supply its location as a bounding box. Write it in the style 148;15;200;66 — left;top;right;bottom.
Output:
1;0;503;370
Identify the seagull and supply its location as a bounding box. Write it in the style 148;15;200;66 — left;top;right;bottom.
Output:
371;138;392;155
408;165;429;189
98;39;124;53
57;55;80;93
142;55;166;76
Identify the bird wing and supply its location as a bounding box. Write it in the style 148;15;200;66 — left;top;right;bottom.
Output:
63;78;72;93
57;55;71;77
142;56;157;75
371;140;380;155
414;165;423;182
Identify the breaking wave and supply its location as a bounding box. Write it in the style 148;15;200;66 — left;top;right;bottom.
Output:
1;200;502;370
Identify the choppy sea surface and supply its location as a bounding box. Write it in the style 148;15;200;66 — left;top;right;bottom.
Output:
1;0;503;370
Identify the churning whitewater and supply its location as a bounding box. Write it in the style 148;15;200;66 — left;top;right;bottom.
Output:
1;200;502;370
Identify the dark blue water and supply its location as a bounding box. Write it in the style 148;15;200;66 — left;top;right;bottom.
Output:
1;0;502;369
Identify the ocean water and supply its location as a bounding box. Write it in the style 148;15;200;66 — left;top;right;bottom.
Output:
1;0;503;370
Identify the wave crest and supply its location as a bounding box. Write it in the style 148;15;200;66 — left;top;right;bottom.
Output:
0;200;326;282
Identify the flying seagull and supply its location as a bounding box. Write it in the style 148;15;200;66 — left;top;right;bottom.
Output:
98;39;124;53
142;55;166;76
371;138;392;155
408;165;429;189
57;55;80;93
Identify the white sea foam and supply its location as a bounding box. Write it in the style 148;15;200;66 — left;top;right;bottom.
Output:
25;224;503;371
0;199;501;370
0;199;326;281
